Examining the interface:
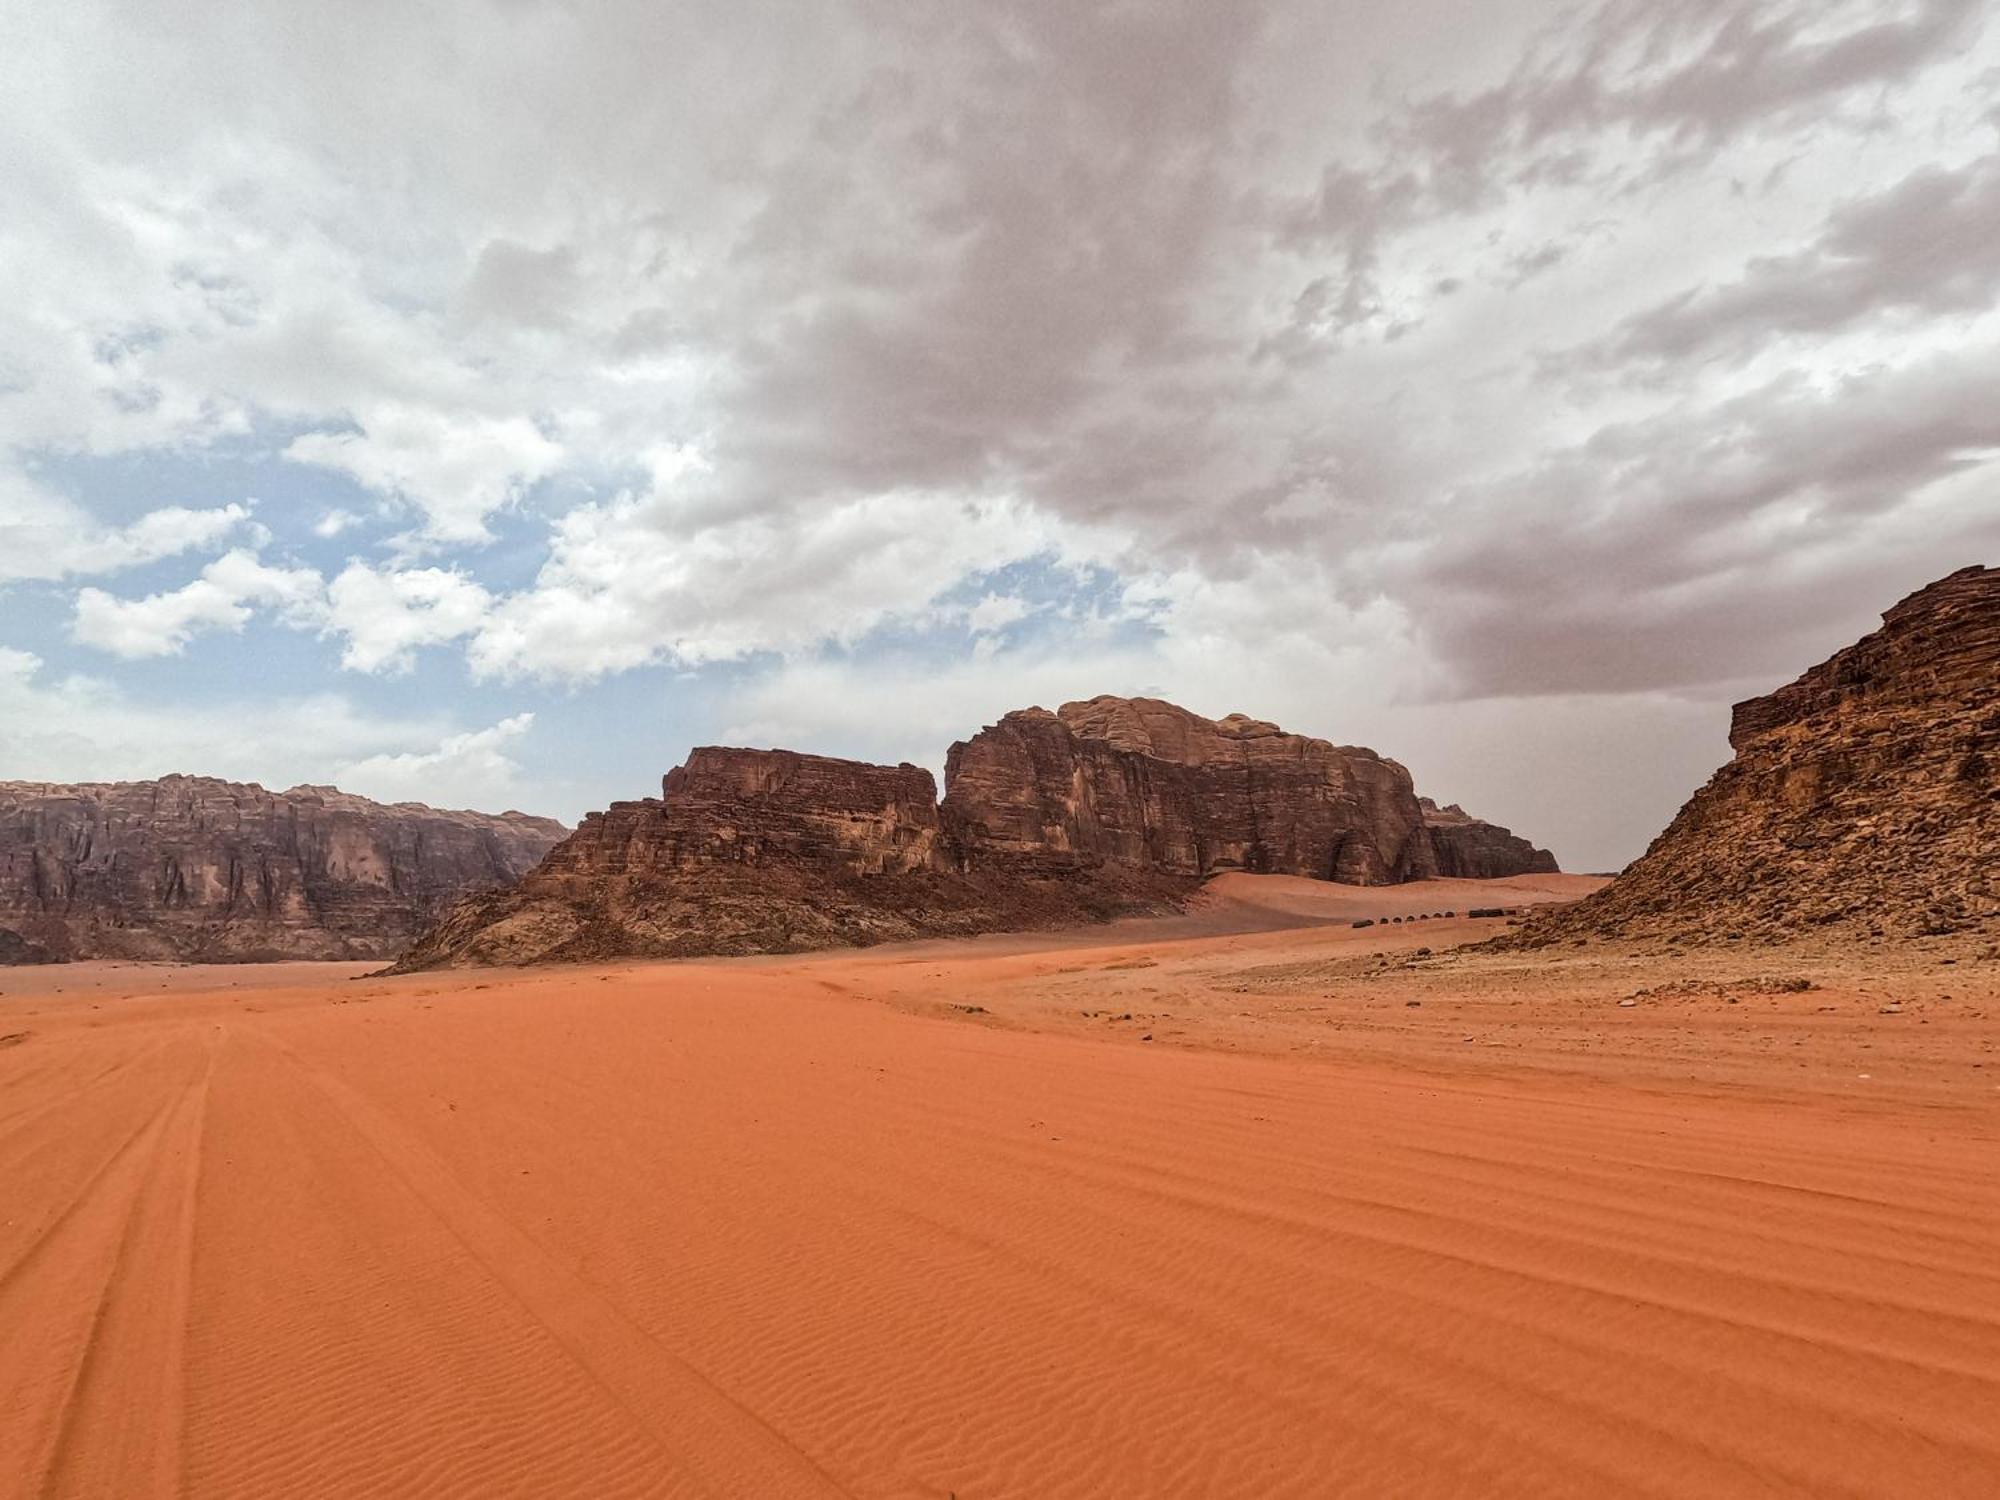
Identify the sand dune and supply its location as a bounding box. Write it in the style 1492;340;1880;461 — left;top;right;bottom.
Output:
1193;868;1599;924
3;894;1997;1497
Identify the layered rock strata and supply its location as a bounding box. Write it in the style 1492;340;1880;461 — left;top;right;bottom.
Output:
941;697;1556;885
0;776;566;962
398;698;1556;969
1420;798;1561;880
393;748;1187;968
1517;565;1998;946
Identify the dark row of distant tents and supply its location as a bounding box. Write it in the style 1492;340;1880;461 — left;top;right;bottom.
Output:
1350;907;1516;929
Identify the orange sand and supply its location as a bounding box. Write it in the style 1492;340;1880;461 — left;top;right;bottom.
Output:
3;873;1998;1498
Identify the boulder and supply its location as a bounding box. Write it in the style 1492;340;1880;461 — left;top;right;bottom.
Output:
0;928;54;965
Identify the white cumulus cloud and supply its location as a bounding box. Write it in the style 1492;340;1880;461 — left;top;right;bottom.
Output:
0;474;254;584
70;548;323;657
469;490;1127;681
284;408;565;546
334;712;538;811
0;647;538;803
324;562;493;673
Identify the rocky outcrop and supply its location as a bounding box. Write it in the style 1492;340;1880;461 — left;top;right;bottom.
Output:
0;927;54;965
397;697;1557;969
393;748;1186;968
1516;565;1999;946
0;776;566;962
941;697;1555;885
1420;799;1561;879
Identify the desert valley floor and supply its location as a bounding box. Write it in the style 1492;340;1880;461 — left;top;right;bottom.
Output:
3;872;1998;1499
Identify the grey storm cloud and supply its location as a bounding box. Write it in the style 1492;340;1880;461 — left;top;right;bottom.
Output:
681;0;2000;600
1389;0;1986;185
1591;149;2000;366
1261;0;1987;345
1411;349;2000;697
695;0;1276;518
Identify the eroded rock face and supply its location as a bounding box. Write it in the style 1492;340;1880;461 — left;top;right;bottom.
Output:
654;748;944;876
1420;799;1561;880
0;928;53;965
393;747;1186;968
0;776;567;961
1518;565;1999;945
942;696;1555;886
398;699;1558;969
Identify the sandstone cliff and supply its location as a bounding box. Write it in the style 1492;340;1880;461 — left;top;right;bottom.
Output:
1420;799;1561;880
0;776;567;962
1517;565;1998;946
941;696;1556;885
397;697;1556;969
392;747;1185;968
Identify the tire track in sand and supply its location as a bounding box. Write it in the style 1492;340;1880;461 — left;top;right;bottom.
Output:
0;1026;216;1500
239;1026;851;1500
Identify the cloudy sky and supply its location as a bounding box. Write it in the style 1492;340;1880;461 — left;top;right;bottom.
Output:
3;0;1997;871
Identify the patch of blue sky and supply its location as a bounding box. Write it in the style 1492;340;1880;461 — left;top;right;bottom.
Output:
19;425;611;590
0;583;74;663
920;555;1156;646
22;424;363;531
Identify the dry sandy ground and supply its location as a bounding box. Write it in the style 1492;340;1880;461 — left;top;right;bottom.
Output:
3;873;1997;1498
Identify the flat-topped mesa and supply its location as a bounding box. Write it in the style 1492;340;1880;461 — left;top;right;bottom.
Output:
0;775;566;962
942;695;1555;887
1516;565;1999;947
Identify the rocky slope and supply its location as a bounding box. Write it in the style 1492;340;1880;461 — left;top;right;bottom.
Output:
397;697;1554;969
1516;565;1998;946
0;776;567;961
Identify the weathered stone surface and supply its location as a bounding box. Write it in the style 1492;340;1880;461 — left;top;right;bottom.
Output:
942;696;1555;886
1420;798;1561;879
0;776;566;961
399;698;1557;969
0;927;53;965
1517;565;1999;946
651;748;944;876
394;747;1186;968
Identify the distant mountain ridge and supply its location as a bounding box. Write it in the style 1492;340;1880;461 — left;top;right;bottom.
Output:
0;774;567;962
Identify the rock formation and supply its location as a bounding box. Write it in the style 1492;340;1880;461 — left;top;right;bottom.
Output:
0;776;567;962
1420;798;1561;880
1516;565;1998;946
393;747;1184;968
942;697;1557;885
397;697;1556;969
0;928;53;965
